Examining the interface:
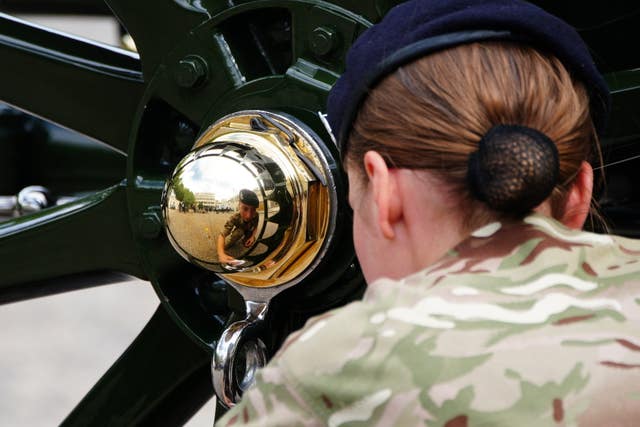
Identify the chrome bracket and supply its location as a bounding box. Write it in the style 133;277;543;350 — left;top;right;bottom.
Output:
212;299;269;409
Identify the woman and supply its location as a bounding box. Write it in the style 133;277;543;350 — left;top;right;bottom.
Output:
218;0;640;425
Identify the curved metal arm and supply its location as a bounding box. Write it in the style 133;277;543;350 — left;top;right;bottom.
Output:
212;300;268;409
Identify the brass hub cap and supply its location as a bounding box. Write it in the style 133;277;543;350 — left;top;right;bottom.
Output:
162;111;336;289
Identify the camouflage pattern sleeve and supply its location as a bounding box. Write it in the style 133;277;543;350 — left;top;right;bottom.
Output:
217;214;640;426
220;213;241;237
215;364;323;427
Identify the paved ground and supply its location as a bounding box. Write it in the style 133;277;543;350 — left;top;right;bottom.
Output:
0;278;215;426
0;14;215;427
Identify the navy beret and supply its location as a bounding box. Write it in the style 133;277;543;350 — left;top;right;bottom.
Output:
239;189;259;207
327;0;611;155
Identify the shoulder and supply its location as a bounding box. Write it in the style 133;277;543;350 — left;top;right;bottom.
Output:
217;301;394;426
275;300;374;373
517;215;640;283
241;216;640;425
425;214;640;285
521;213;640;254
226;213;241;223
269;294;451;424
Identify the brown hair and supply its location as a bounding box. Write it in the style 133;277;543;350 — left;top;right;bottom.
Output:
346;41;601;229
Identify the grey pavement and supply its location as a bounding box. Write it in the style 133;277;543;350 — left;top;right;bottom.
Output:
0;278;215;427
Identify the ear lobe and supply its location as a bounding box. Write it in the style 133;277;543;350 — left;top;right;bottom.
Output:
560;161;594;229
363;151;401;239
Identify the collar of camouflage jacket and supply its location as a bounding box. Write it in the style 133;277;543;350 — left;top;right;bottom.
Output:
363;213;637;301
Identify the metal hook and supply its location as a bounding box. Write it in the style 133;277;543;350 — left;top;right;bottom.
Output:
212;300;269;408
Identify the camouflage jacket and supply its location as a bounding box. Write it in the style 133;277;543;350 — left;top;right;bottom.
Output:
217;214;640;426
221;212;258;238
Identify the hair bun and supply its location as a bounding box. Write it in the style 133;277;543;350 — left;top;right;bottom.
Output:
467;124;559;215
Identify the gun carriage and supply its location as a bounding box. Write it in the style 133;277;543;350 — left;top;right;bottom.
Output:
1;1;640;424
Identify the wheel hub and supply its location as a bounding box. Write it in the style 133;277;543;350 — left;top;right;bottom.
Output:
162;110;336;289
161;110;339;406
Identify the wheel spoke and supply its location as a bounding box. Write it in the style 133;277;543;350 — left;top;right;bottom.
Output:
61;305;213;426
148;2;368;124
0;271;138;305
104;0;210;79
0;183;145;301
149;41;247;126
0;13;143;154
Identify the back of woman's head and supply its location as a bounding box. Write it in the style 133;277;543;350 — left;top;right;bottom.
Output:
346;41;598;228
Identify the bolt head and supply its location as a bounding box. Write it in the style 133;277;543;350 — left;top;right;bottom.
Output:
310;26;337;57
139;210;162;239
17;186;52;214
174;55;208;88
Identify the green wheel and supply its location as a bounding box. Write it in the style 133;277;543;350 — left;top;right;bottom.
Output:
2;1;640;424
0;1;401;423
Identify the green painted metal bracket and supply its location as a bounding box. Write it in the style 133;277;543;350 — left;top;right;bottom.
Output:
0;182;145;295
0;13;143;154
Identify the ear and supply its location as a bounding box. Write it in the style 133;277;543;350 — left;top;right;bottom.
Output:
363;151;402;239
560;161;593;229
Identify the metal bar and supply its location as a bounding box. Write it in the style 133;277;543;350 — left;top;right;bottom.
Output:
0;270;134;305
0;0;111;15
103;0;209;78
0;13;143;154
0;183;145;294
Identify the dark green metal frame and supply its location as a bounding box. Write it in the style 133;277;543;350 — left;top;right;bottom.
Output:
1;1;640;424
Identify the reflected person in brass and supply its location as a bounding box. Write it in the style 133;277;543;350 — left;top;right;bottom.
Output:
216;189;259;265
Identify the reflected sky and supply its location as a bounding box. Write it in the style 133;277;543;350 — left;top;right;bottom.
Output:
181;156;259;202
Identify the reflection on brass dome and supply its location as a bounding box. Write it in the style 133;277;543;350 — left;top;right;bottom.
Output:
162;111;336;289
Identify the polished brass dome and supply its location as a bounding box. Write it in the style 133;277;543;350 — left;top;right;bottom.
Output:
162;111;336;289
